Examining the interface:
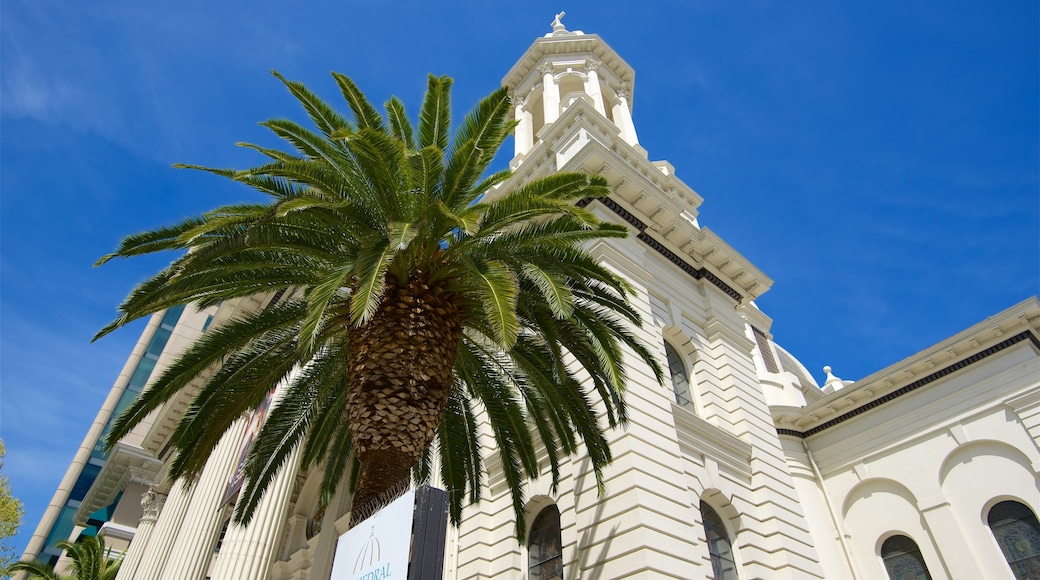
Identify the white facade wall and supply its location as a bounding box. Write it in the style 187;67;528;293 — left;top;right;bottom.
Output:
451;26;823;580
776;301;1040;579
33;23;1040;580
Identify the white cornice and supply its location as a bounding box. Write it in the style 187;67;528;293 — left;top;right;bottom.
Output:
673;406;753;481
771;297;1040;434
74;443;163;525
502;34;635;104
499;101;772;304
98;521;136;542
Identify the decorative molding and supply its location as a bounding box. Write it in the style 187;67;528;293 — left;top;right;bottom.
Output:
141;488;162;520
919;495;951;512
673;406;753;481
75;442;164;524
577;196;745;302
777;330;1040;438
1005;386;1040;415
98;521;137;542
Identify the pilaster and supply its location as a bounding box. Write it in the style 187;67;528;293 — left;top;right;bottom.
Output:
611;88;638;146
1006;388;1040;453
583;59;606;115
207;445;300;580
917;496;988;579
540;63;560;125
116;489;163;580
208;381;302;580
305;476;354;578
513;92;534;157
700;307;824;579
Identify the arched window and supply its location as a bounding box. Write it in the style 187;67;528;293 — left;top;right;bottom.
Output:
700;501;737;580
528;505;563;580
665;342;694;412
881;535;931;580
988;500;1040;579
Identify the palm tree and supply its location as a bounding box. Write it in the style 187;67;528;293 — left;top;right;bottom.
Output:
11;536;121;580
97;72;662;536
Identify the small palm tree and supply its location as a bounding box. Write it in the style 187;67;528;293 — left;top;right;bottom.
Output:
11;536;121;580
97;72;662;536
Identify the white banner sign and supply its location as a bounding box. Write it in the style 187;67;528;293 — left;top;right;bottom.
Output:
330;488;415;580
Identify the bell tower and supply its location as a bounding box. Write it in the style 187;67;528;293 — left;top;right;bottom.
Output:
460;17;827;580
503;13;639;159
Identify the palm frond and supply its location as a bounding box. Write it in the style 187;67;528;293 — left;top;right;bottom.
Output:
385;96;415;148
470;259;519;349
95;71;665;544
418;75;451;151
332;72;385;131
94;218;206;265
350;238;394;325
272;70;351;138
440;86;513;209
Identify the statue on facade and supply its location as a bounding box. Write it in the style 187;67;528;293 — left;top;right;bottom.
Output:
141;487;161;519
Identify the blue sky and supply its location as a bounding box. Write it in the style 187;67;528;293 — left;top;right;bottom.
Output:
1;0;1036;559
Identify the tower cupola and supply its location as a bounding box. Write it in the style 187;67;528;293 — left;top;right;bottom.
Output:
502;13;638;158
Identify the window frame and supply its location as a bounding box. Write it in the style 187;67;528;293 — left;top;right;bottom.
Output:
987;500;1040;579
700;500;738;580
527;504;563;580
879;534;932;580
664;340;696;413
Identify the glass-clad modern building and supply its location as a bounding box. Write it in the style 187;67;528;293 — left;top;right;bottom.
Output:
23;303;214;566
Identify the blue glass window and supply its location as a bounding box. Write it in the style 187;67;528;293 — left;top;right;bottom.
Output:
39;305;186;559
145;326;173;356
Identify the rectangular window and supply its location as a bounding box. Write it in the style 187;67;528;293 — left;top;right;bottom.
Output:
127;356;157;392
145;326;173;356
752;327;779;373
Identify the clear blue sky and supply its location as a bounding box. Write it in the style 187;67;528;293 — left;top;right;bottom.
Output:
2;0;1037;559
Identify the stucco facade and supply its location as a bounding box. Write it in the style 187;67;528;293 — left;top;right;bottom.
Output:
19;21;1040;580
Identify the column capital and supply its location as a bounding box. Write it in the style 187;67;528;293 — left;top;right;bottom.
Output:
538;62;555;76
141;488;163;520
584;59;602;74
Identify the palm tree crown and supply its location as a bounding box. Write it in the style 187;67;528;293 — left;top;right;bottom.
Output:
97;72;662;536
11;536;121;580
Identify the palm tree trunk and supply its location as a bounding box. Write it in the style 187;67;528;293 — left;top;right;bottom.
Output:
347;273;462;525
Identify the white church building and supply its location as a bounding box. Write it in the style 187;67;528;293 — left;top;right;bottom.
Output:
20;21;1040;580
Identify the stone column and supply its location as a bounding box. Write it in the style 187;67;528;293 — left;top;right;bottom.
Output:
207;380;302;580
584;60;606;115
611;88;639;146
207;447;302;580
513;92;534;157
115;489;163;580
129;478;194;580
540;63;560;125
157;419;248;580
